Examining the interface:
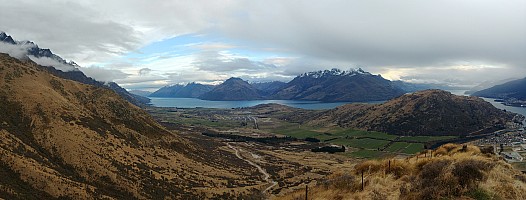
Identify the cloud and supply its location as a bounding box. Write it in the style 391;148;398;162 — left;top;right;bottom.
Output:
0;0;142;66
79;66;130;82
1;0;524;90
138;68;151;76
193;51;278;73
0;42;34;59
28;55;78;72
166;70;227;84
379;63;526;87
1;40;78;72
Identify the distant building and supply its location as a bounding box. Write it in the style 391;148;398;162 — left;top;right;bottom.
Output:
501;152;523;162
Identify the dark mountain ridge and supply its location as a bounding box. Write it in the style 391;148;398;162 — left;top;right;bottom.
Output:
271;68;405;102
472;77;526;101
149;82;214;98
0;32;149;106
199;77;263;100
151;68;407;102
251;81;287;96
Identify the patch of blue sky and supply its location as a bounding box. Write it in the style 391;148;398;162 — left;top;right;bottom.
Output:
124;33;207;59
225;48;293;62
104;31;295;68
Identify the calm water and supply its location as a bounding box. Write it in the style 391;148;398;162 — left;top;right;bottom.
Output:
148;93;526;121
149;97;383;110
482;97;526;125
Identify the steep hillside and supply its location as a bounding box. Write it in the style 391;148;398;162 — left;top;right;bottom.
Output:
312;90;517;136
272;68;405;102
0;32;149;107
252;81;287;96
200;77;263;101
149;82;214;98
129;90;152;97
279;144;526;200
472;77;526;100
0;54;262;199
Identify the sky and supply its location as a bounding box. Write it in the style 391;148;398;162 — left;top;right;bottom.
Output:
0;0;525;91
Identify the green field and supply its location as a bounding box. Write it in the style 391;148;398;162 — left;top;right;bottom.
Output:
269;122;451;157
401;143;425;154
270;123;322;139
399;136;457;142
270;123;398;141
347;149;386;159
331;138;390;149
385;142;411;152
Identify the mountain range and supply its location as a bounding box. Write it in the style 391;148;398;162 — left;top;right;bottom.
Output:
199;77;263;100
472;77;526;101
149;82;214;98
270;68;405;102
0;32;149;107
151;68;408;102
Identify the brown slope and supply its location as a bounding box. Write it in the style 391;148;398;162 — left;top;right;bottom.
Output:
0;53;258;199
279;144;526;200
311;90;517;136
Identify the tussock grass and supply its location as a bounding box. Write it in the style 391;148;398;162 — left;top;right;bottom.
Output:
277;144;526;200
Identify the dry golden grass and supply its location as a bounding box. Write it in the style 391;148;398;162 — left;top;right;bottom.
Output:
277;144;526;200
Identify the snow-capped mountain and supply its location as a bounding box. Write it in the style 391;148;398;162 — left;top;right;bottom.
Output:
271;68;405;102
298;68;372;78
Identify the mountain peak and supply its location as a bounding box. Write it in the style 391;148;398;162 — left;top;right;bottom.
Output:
299;68;372;78
200;77;262;100
225;77;244;82
0;31;16;44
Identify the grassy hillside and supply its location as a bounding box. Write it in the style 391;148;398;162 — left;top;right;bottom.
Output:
0;53;263;199
278;144;526;200
311;90;517;136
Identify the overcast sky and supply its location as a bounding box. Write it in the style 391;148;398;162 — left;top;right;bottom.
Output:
1;0;525;91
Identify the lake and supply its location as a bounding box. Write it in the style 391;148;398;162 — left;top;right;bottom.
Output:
448;90;526;124
482;97;526;125
149;97;384;110
148;95;526;122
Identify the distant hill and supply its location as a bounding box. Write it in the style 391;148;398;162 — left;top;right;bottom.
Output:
251;81;287;96
464;78;518;95
149;82;214;98
472;77;526;100
0;32;149;106
129;90;152;97
391;80;466;93
271;68;405;102
200;77;263;100
311;90;516;136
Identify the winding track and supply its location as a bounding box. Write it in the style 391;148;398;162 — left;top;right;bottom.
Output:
227;143;278;193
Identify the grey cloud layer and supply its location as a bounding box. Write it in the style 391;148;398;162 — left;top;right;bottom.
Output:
1;0;524;89
0;0;141;65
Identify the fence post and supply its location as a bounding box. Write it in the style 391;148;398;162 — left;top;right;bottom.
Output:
388;160;391;173
305;184;308;200
361;171;364;191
